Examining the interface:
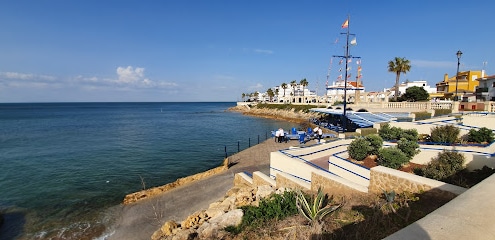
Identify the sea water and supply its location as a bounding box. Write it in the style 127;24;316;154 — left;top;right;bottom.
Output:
0;102;297;239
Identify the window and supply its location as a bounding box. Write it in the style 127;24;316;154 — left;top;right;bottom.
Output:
492;82;495;87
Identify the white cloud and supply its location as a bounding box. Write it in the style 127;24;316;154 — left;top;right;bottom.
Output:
248;83;263;90
0;71;58;89
254;49;274;54
116;66;147;84
0;71;56;81
113;66;177;88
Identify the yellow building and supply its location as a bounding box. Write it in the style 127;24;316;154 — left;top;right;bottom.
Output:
435;70;483;100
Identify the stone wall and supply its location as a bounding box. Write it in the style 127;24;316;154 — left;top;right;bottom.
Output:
275;172;311;191
369;166;466;199
233;172;253;186
311;170;367;196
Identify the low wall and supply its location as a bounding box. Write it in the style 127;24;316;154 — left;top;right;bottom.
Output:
311;169;368;195
234;172;253;186
369;166;466;199
252;171;276;187
123;159;229;204
328;152;370;187
270;151;319;182
275;172;311;191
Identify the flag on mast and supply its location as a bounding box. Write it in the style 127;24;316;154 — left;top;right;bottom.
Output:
350;37;357;45
341;19;349;29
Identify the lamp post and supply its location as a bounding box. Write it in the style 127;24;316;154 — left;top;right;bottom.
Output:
455;50;463;101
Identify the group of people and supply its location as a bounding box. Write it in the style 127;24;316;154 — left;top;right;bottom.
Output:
274;126;324;144
274;128;287;143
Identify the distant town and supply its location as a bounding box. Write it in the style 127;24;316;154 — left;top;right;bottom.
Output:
242;69;493;105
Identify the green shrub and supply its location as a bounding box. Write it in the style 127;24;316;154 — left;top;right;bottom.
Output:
365;134;383;156
430;125;460;144
467;127;495;143
419;151;465;181
434;109;452;117
348;138;371;161
360;128;378;136
396;117;413;122
397;138;420;159
414;111;431;121
378;123;403;141
400;128;419;141
378;147;409;169
233;190;298;232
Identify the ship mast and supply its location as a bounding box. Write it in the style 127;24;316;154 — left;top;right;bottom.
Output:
332;15;360;132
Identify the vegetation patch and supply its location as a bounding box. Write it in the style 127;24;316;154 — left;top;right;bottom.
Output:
414;111;431;121
430;124;460;144
226;190;299;234
415;150;465;181
359;128;378;136
434;108;452;117
254;103;320;113
378;147;409;169
467;127;495;144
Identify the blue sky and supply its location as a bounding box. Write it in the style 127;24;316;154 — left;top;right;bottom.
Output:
1;0;494;102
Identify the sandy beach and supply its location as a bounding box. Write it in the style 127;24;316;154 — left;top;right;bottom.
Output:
107;138;300;240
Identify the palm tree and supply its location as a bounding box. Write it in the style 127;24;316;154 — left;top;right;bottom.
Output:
290;80;297;103
299;78;309;97
266;88;274;102
281;83;287;97
241;93;246;102
388;57;411;101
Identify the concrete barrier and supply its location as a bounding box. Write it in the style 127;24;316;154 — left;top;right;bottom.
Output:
275;172;311;191
253;171;276;187
328;152;370;187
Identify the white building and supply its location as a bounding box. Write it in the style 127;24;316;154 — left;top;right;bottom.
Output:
384;80;437;97
325;80;365;103
476;74;495;101
274;84;314;103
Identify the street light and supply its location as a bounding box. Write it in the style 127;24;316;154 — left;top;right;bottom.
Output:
455;50;463;101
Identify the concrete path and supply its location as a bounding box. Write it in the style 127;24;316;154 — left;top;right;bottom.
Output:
106;138;299;240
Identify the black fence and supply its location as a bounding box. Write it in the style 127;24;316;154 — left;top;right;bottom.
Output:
223;131;272;158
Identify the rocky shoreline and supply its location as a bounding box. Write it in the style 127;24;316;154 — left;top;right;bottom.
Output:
227;105;320;124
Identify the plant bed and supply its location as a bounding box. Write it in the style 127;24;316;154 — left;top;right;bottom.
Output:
223;191;453;240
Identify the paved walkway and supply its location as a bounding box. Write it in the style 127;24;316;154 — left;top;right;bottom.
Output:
107;138;299;240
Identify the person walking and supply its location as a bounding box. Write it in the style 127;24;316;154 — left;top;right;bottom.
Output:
317;126;323;143
278;128;285;143
314;126;323;143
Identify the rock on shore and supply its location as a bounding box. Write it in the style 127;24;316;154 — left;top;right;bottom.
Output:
151;183;286;240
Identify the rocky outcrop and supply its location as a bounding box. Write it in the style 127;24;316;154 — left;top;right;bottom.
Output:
151;184;283;240
228;105;320;123
124;158;230;204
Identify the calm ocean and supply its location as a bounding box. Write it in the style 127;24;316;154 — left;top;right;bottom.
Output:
0;102;297;239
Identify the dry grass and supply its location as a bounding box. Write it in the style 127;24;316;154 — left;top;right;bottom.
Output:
222;191;453;240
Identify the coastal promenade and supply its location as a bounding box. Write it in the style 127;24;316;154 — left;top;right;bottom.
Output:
107;138;299;240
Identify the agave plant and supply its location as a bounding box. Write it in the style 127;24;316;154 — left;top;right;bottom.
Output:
382;189;397;213
296;187;342;225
